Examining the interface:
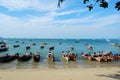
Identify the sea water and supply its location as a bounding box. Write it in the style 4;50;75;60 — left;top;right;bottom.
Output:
0;38;120;69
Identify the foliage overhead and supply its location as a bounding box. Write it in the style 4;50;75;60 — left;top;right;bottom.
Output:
58;0;65;7
58;0;120;11
87;4;93;11
115;1;120;11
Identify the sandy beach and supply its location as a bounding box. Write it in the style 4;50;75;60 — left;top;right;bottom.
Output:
0;67;119;80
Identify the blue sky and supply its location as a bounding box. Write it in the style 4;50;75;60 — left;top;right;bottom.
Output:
0;0;119;39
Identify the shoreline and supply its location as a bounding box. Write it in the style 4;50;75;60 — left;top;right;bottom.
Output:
0;65;119;70
0;67;119;80
0;60;120;70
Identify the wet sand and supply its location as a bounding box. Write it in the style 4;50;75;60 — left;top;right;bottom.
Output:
0;67;119;80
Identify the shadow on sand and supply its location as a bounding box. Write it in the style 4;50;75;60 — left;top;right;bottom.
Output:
97;72;120;80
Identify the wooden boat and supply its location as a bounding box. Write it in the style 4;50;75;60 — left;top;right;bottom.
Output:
0;42;9;52
32;52;40;62
0;47;8;52
61;52;77;61
93;56;103;62
81;52;96;61
61;54;69;62
15;53;32;62
0;46;8;52
117;56;120;59
69;53;77;61
47;52;55;62
112;53;120;60
0;54;16;63
1;44;6;47
81;52;114;62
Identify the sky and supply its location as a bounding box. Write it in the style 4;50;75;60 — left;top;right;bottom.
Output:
0;0;119;39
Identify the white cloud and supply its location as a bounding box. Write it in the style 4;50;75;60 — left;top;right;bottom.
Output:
49;9;87;16
88;14;120;27
0;0;58;11
0;11;120;38
54;14;120;27
0;0;119;38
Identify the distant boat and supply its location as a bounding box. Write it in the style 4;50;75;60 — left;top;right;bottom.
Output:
75;39;79;43
84;43;89;45
33;43;36;45
49;46;54;51
42;42;47;45
59;42;62;45
26;45;31;50
13;44;20;48
84;44;93;50
70;46;74;51
40;45;45;49
87;46;93;50
75;40;79;43
16;41;19;43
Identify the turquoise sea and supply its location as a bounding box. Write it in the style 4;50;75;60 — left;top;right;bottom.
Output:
0;38;120;69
